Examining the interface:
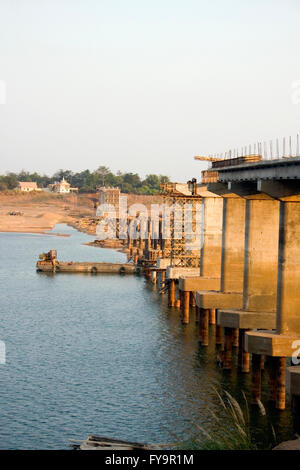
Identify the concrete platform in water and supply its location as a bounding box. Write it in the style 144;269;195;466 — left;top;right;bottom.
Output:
36;250;138;274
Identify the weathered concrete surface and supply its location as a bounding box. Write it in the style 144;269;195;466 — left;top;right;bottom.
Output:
227;181;258;197
246;201;300;356
287;366;300;396
277;202;300;335
200;197;223;278
179;276;220;291
195;197;246;312
166;267;200;280
196;291;243;310
217;310;276;329
156;258;180;269
286;366;300;396
177;195;223;326
177;195;223;296
221;197;246;293
258;180;300;199
244;199;279;313
245;331;299;356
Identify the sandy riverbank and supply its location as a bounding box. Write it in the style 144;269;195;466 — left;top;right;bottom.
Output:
0;191;95;234
0;191;164;236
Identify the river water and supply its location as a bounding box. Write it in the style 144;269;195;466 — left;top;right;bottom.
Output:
0;224;293;449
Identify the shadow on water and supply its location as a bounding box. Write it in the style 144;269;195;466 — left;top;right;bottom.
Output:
145;280;293;448
0;224;293;449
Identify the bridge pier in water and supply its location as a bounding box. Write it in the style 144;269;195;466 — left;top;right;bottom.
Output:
136;157;300;427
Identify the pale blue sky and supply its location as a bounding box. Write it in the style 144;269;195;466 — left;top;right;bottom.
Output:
0;0;300;181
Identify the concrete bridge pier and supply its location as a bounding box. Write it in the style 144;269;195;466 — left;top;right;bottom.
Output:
179;195;224;329
251;353;262;404
190;292;196;308
245;199;300;410
168;279;176;307
233;328;239;347
198;308;210;346
216;324;223;346
195;196;246;348
166;266;200;314
224;327;234;370
265;357;277;402
237;329;250;373
160;270;166;291
209;196;279;368
287;366;300;435
209;309;216;325
150;269;157;284
154;259;171;294
181;290;190;323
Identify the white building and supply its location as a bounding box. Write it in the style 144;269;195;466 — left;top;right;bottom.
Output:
18;181;39;192
50;178;78;194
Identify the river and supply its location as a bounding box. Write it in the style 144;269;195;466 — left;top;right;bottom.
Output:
0;224;293;449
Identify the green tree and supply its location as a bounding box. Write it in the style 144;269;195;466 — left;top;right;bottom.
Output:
96;166;110;186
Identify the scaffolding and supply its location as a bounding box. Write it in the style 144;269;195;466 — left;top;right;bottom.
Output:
160;183;202;268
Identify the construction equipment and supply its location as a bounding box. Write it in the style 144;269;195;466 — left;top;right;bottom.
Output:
194;156;222;162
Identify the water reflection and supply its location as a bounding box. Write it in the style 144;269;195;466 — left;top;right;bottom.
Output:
0;224;293;449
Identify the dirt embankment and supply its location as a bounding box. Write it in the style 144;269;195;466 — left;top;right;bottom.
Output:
0;191;94;234
0;191;164;235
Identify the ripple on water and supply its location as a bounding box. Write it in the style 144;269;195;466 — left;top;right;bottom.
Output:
0;225;293;449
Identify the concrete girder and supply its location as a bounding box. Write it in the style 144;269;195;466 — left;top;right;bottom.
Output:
227;181;259;197
218;157;300;183
206;182;234;196
257;180;300;199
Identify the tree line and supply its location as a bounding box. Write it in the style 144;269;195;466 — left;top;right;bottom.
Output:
0;166;170;195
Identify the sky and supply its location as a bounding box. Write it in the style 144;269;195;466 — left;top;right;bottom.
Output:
0;0;300;182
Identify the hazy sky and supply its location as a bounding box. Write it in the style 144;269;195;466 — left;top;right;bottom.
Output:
0;0;300;181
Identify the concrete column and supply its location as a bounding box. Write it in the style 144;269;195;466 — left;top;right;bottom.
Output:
201;308;209;346
292;396;300;437
198;308;203;342
276;357;286;410
238;330;243;370
168;279;176;307
195;305;200;323
245;200;300;411
218;198;279;351
181;291;190;324
233;328;239;347
209;309;216;325
200;197;223;278
151;270;157;284
195;196;245;316
277;202;300;336
266;356;277;402
252;353;262;404
288;366;300;435
243;199;280;312
216;325;223;346
240;330;250;373
222;197;246;294
224;327;233;370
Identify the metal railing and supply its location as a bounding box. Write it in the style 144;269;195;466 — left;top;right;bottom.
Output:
206;134;300;163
